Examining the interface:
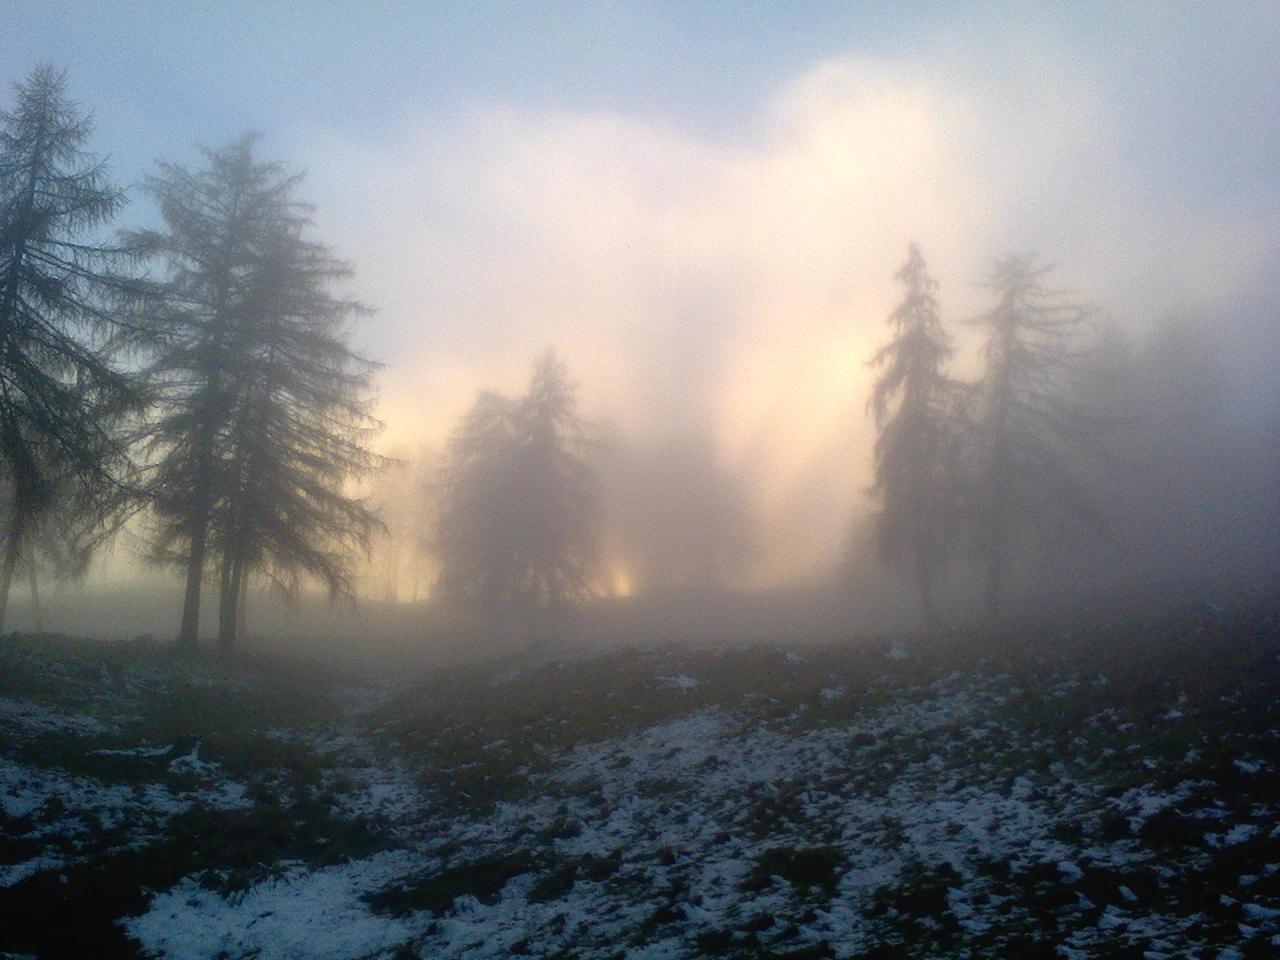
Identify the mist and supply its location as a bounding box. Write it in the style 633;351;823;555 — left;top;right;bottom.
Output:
4;4;1277;656
5;6;1280;957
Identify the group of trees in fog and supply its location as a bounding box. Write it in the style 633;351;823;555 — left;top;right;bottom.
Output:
869;244;1104;627
0;65;604;650
0;67;384;648
3;63;1275;648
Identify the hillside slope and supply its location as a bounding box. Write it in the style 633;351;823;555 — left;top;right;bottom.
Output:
2;606;1278;959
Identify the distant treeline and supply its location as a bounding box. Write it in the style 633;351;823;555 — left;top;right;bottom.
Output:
865;244;1279;628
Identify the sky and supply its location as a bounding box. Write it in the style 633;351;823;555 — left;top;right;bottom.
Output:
6;1;1280;587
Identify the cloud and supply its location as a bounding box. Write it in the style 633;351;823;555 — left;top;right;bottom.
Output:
296;42;1277;585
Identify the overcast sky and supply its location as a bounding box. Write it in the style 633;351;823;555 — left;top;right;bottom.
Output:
7;1;1279;583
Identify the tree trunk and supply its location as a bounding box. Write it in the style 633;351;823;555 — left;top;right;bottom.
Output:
26;542;42;636
0;120;41;637
176;225;237;648
217;549;241;658
0;510;27;635
235;561;248;645
177;387;227;650
177;521;207;648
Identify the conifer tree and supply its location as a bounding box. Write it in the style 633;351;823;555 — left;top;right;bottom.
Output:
0;65;150;630
433;351;600;641
512;350;600;641
867;243;960;626
969;255;1103;626
433;391;522;623
210;220;384;653
142;135;383;652
140;135;300;645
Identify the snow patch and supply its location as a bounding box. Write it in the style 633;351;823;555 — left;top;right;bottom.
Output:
124;852;428;960
657;674;699;691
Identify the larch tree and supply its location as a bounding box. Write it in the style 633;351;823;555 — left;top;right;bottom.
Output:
210;218;385;653
512;350;600;641
969;255;1104;627
142;135;383;653
432;390;523;625
139;135;301;646
867;243;961;627
0;65;151;631
432;351;600;642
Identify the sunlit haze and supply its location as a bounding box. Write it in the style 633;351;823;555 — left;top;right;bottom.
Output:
5;7;1280;956
5;0;1278;614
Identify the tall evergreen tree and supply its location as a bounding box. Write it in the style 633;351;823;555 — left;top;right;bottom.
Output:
867;243;960;626
139;135;300;645
432;351;600;641
513;350;600;641
210;219;385;653
433;390;522;623
142;135;384;653
969;255;1103;627
0;65;150;630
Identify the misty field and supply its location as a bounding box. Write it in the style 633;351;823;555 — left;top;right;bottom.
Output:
2;605;1278;959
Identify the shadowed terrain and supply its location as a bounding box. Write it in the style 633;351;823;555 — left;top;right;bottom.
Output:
3;602;1278;958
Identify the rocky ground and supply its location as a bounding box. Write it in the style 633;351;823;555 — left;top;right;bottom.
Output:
1;604;1278;959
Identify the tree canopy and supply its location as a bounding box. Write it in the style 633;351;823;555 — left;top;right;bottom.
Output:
433;350;600;642
0;64;151;629
968;256;1104;625
867;243;962;624
140;135;383;653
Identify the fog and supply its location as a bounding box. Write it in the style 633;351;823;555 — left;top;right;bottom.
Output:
4;3;1278;659
7;10;1280;956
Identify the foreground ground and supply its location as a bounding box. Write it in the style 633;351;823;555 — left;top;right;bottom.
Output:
1;605;1278;959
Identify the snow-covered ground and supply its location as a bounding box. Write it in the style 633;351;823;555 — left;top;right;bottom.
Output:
2;611;1279;958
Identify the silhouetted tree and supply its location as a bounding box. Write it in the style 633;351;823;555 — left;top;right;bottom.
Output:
433;391;522;623
142;135;384;654
969;256;1103;627
513;351;600;641
432;351;600;641
0;65;150;630
140;135;301;646
867;243;961;627
210;219;385;653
